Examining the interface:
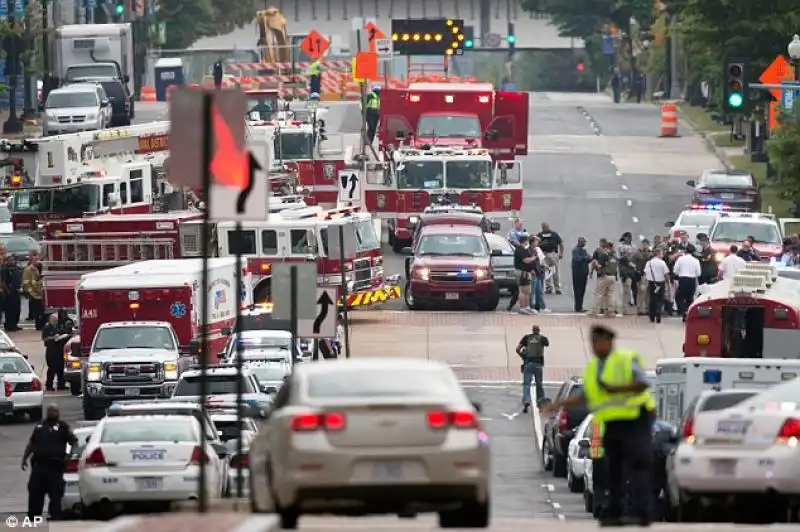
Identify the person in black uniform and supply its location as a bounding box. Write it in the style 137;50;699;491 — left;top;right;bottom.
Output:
2;255;22;332
22;404;78;521
696;235;717;285
212;59;224;89
571;237;590;312
42;314;69;391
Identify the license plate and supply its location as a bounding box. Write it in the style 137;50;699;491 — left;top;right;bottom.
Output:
445;292;459;300
720;193;734;199
716;419;751;436
372;461;405;481
124;388;140;397
136;477;163;490
710;459;736;476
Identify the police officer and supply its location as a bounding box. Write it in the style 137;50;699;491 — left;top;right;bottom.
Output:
22;404;78;521
633;239;652;316
588;417;607;518
363;85;381;144
212;59;224;89
307;58;322;96
571;237;590;313
590;242;620;317
42;313;70;391
543;325;656;526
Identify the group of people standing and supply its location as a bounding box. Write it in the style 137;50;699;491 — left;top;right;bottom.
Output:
507;219;564;314
0;247;46;332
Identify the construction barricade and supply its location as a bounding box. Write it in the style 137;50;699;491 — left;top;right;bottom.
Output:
139;86;156;102
660;102;679;137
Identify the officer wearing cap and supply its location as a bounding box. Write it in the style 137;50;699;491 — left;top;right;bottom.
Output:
543;325;656;526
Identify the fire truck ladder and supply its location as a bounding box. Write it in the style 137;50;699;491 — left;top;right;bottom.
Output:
42;237;176;273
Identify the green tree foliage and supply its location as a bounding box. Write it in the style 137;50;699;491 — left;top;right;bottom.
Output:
767;108;800;208
157;0;255;50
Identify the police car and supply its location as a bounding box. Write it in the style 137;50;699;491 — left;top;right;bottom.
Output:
63;421;98;517
0;349;43;420
665;206;724;243
220;329;306;363
207;406;259;497
170;365;272;412
224;305;314;360
79;415;226;516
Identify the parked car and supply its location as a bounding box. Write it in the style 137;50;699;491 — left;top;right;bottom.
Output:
43;85;110;136
72;76;132;127
542;376;588;477
566;413;594;493
687;169;760;211
484;232;515;292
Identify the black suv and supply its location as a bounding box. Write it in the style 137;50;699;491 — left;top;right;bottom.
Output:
74;76;132;126
542;376;588;477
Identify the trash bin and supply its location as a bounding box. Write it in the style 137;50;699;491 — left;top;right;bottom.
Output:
154;58;184;101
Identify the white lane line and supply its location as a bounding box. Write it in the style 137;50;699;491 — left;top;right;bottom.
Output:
532;400;544;449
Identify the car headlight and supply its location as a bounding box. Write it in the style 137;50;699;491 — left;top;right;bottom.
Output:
475;267;489;280
67;358;81;370
408;216;419;224
86;363;102;381
164;361;179;380
715;252;725;262
414;267;429;281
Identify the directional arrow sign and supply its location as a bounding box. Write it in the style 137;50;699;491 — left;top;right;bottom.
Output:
298;288;337;338
338;170;361;203
375;38;393;61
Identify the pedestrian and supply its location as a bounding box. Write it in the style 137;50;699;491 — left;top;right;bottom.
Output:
23;252;45;330
542;325;656;526
507;218;526;247
529;236;550;313
719;245;746;280
212;59;224;89
633;239;652;316
537;222;564;295
333;314;344;357
673;249;701;321
2;255;22;332
21;404;78;521
307;57;322;96
588;417;608;518
611;68;621;104
513;234;536;315
643;248;670;323
617;233;636;308
363;85;381;144
42;314;69;391
696;236;717;285
590;241;621;318
738;238;761;262
571;237;591;312
515;324;549;413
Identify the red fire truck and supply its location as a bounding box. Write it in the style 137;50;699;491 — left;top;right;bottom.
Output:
364;146;522;252
377;82;529;160
683;262;800;358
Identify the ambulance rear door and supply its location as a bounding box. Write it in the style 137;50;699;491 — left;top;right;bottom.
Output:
493;91;529;156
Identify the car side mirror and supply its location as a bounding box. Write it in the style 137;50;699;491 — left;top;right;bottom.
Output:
686;180;695;187
221;327;232;336
490;222;501;231
70;343;80;358
471;401;482;413
101;99;110;106
401;247;413;255
491;249;503;256
189;339;200;355
664;221;674;228
123;75;130;83
85;435;92;443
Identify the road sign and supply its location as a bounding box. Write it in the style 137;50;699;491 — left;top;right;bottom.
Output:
297;288;337;338
168;88;246;190
208;139;271;222
301;30;330;60
375;38;393;61
271;263;318;320
760;55;796;101
338;170;361;203
365;21;386;53
354;52;379;80
782;81;800;111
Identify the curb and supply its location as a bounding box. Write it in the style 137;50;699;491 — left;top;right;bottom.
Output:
674;105;734;170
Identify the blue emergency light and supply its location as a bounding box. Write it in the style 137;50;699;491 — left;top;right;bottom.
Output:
703;369;722;384
691;203;727;211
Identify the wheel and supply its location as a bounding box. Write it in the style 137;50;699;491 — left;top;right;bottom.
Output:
541;438;553;471
70;381;81;396
82;396;104;421
28;408;42;422
404;282;425;310
439;499;490;528
278;506;299;529
677;491;700;522
553;449;568;478
392;238;405;254
583;486;594;513
476;294;499;311
566;459;584;492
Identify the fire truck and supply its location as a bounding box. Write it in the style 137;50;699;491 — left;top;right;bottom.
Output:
363;146;522;252
684;262;800;358
40;206;399;313
378;82;529;160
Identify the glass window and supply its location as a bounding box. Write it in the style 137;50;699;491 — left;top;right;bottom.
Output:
485;233;514;254
245;362;291;383
11;190;51;213
702;173;754;188
100;419;197;443
306;368;456;398
677;212;718;228
274;132;313;160
173;374;255;396
446;161;492;189
102;184;116;207
51;184;100;213
417;234;488;257
64;64;118;82
228;230;256;255
0;236;38;255
93;326;175;351
45;90;99;108
0;204;10;223
417;115;481;139
397;161;444;190
699;392;757;412
212;419;255;442
0;356;31;373
290;229;312;253
129;170;144;203
711;221;781;244
354;220;379;250
261;230;278;254
120;182;128;203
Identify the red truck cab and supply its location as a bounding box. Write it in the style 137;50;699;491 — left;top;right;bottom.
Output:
403;223;501;311
403;206;501;248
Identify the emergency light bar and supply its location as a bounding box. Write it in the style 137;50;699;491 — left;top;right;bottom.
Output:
690;203;729;211
718;212;776;220
702;369;722;384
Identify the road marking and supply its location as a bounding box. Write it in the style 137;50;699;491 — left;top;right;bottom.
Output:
501;412;520;421
632;216;639;223
620;184;628;191
532;401;544;448
626;199;633;207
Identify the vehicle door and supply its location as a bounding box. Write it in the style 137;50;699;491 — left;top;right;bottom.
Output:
780;218;800;241
493;160;523;210
494;91;529;156
378;90;417;147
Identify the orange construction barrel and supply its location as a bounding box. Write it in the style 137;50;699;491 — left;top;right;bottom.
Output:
660;103;679;137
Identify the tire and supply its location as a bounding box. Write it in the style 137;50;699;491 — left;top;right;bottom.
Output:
82;396;104;421
541;438;553;471
28;408;43;422
566;459;584;493
677;492;699;522
392;239;407;254
477;294;499;311
70;381;81;396
583;486;594;513
439;499;490;528
278;506;299;529
404;282;425;310
553;449;568;478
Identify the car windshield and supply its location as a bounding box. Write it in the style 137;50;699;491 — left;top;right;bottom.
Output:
238;335;291;350
0;356;30;374
173;375;256;396
306;368;455;398
702;173;754;188
65;64;118;81
245;362;291;383
711;221;781;244
446;161;492;189
46;91;98;109
320;219;380;254
12;184;101;214
735;378;800;410
212;419;254;441
0;235;38;255
397;161;444;190
485;234;513;255
678;212;718;227
93;326;176;351
699;392;757;411
274;132;313;160
0;204;11;223
417;115;481;139
417;234;488;257
100;419;197;443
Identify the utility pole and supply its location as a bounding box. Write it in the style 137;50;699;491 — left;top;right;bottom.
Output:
3;15;23;134
42;0;51;106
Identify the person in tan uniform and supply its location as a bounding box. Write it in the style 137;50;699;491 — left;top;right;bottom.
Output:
590;241;620;317
22;252;45;330
633;239;652;316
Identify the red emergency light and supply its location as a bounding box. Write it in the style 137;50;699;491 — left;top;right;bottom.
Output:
576;63;585;72
10;174;21;187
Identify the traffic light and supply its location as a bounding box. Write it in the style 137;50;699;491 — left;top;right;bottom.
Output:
114;1;125;18
391;19;465;56
576;62;585;72
724;58;749;114
507;22;516;56
463;26;474;49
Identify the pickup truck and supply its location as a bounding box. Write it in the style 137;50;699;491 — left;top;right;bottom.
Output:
80;321;194;420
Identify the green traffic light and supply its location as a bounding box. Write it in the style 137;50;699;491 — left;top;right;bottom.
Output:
115;3;124;14
465;39;474;48
507;35;516;44
728;92;743;108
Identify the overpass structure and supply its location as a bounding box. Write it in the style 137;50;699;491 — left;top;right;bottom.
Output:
193;0;576;51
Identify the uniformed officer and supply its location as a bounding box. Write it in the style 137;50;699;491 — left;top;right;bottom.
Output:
363;85;381;144
212;59;224;89
590;242;620;317
22;404;78;521
633;240;652;315
543;325;656;526
588;417;608;517
307;58;322;96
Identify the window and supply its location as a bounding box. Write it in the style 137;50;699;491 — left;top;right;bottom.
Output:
100;419;197;443
11;190;51;213
397;161;444;190
129;170;144;203
417;115;481;139
173;374;256;396
678;212;718;228
711;221;781;244
417;234;488;257
228;229;256;255
306;368;455;398
261;230;278;254
120;182;128;203
45;90;99;108
290;229;312;254
446;161;492;189
354;220;379;250
0;204;10;223
93;326;175;351
0;356;31;374
699;392;757;412
52;184;101;213
702;173;754;188
102;184;115;207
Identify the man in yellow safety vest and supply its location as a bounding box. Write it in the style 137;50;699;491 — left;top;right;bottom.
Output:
543;324;656;526
588;417;608;518
307;59;322;96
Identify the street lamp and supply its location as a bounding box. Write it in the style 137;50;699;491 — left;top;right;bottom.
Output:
788;34;800;80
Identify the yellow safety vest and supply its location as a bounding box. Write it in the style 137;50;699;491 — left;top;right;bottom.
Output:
309;60;321;76
582;349;656;423
366;91;380;110
589;418;605;459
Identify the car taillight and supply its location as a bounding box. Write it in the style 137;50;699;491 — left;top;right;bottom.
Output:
3;380;11;397
557;409;569;432
426;410;479;429
777;418;800;443
743;188;758;196
189;446;208;465
290;412;347;432
64;458;79;473
230;453;249;469
30;378;41;392
681;417;695;443
696;188;711;194
85;448;106;467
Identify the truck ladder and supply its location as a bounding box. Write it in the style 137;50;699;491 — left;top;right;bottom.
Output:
41;237;176;269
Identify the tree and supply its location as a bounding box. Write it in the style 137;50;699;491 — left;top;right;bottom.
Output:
157;0;256;50
767;108;800;211
209;0;254;35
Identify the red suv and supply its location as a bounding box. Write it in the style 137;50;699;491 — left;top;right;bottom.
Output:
402;224;501;311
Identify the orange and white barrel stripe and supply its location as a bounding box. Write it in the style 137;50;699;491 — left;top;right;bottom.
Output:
660;103;679;137
139;86;156;102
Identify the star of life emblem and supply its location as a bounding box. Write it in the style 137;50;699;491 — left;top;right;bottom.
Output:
170;302;186;319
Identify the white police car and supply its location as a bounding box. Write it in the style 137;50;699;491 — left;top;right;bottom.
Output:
665;206;723;243
170;365;272;412
207;409;258;497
